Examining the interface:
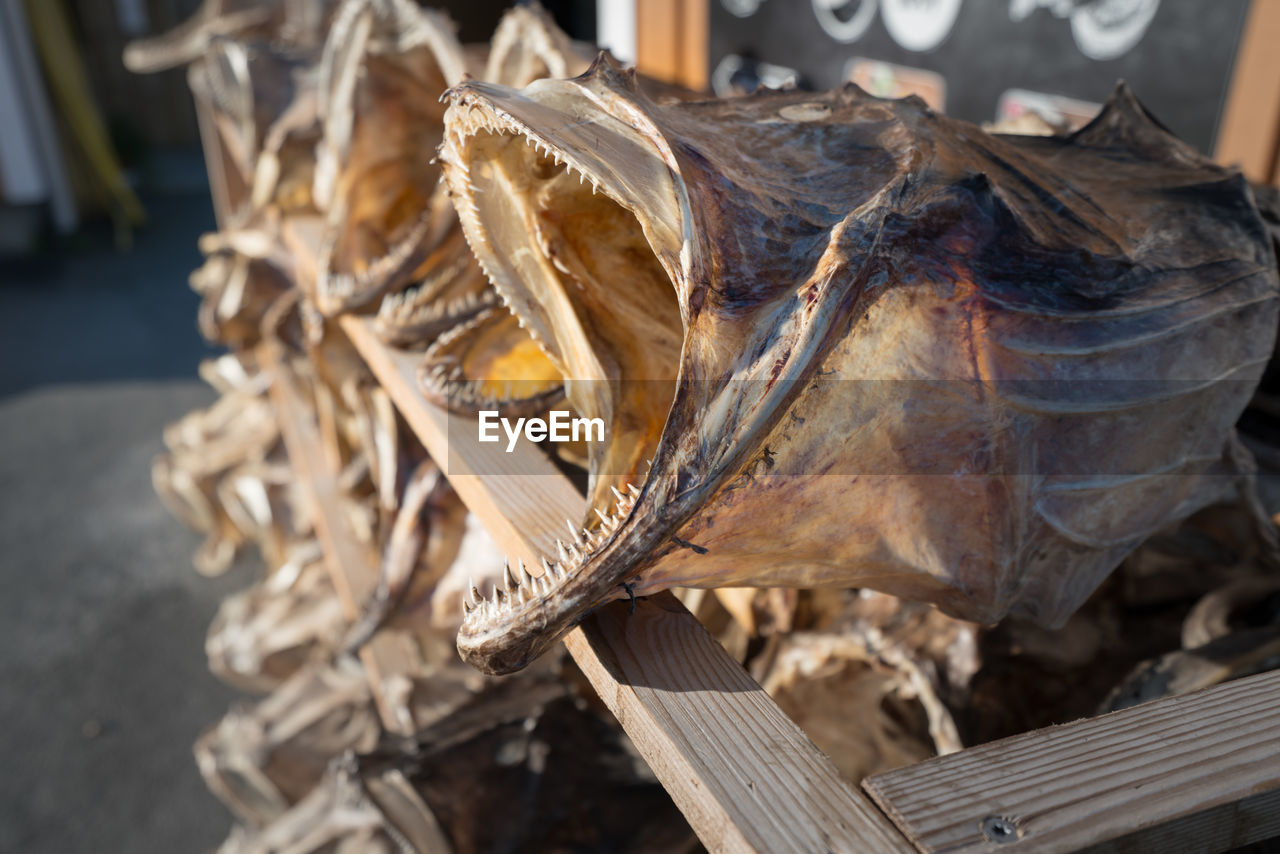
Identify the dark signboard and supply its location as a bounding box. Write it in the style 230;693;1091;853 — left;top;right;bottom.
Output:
708;0;1251;154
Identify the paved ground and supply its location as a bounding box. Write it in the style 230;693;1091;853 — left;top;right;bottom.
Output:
0;189;253;852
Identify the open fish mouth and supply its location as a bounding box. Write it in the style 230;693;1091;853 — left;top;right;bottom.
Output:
441;57;796;674
417;305;565;418
442;57;1279;675
313;0;467;314
440;61;696;673
371;230;496;345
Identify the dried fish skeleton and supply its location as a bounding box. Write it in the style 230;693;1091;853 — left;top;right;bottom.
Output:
173;41;323;345
122;0;338;74
195;658;378;825
152;354;298;574
441;59;1280;673
206;542;344;692
216;670;694;854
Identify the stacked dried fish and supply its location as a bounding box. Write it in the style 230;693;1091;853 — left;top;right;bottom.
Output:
152;351;304;577
133;1;1280;849
130;4;699;852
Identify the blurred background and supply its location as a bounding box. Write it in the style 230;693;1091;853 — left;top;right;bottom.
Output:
0;0;1276;851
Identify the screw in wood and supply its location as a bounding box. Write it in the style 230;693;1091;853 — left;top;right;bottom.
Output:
980;815;1020;844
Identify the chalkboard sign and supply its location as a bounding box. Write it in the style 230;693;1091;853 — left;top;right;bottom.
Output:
708;0;1251;154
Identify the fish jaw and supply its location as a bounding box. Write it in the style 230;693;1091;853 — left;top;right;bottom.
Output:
439;58;891;673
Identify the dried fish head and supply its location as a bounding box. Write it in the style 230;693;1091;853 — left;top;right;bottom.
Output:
442;58;1279;673
312;0;467;312
349;3;586;423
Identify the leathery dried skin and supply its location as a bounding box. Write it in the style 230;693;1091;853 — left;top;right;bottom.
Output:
441;57;1280;673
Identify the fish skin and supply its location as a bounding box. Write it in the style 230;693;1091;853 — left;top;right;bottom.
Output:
442;56;1279;675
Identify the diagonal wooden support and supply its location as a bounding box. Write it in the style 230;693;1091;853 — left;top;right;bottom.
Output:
339;312;913;854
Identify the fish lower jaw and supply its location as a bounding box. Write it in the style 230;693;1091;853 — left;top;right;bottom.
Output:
457;482;641;673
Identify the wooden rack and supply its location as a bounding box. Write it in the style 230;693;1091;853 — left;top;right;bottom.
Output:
177;9;1280;844
269;215;1280;853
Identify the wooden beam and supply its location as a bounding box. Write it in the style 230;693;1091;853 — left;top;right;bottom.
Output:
338;316;583;561
678;0;709;92
863;668;1280;854
338;313;913;854
635;0;709;91
261;341;421;736
1214;0;1280;184
189;68;236;228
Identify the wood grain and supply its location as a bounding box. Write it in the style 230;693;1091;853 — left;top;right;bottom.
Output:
189;74;234;228
679;0;710;92
863;668;1280;853
1214;0;1280;184
337;314;913;854
635;0;709;91
569;592;911;854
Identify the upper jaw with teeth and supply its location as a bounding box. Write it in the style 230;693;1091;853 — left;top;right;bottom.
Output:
443;57;1279;675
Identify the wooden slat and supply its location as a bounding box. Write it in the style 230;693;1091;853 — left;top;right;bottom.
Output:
189;72;234;228
635;0;709;91
339;316;583;561
678;0;709;92
1214;0;1280;184
863;669;1280;854
635;0;682;85
567;593;912;854
262;341;420;736
338;314;913;854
